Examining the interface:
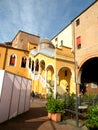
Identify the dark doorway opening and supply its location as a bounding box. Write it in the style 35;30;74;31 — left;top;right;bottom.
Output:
80;57;98;94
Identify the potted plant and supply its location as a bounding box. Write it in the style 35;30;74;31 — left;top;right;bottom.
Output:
84;104;98;130
46;97;64;122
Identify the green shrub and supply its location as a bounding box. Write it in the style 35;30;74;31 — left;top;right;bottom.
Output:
82;94;96;106
84;104;98;130
64;93;76;110
46;97;64;113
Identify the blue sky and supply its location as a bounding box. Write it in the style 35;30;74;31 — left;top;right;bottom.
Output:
0;0;95;43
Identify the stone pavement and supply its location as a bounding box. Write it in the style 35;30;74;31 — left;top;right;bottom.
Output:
0;97;87;130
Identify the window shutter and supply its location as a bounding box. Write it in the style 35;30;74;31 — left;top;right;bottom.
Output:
77;36;81;45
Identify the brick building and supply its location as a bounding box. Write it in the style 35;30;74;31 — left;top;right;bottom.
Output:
52;0;98;95
72;0;98;94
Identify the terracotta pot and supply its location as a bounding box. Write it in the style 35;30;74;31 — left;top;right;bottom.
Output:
48;113;52;119
51;113;61;122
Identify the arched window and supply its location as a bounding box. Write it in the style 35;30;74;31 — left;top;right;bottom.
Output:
29;58;31;68
35;60;39;71
9;54;16;66
32;60;34;72
21;56;27;68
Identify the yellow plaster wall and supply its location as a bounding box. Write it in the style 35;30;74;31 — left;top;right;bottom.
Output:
30;53;55;95
32;79;46;96
56;47;74;62
58;73;75;94
56;59;75;94
70;76;76;94
41;69;45;77
30;51;75;95
36;53;55;65
5;48;31;79
0;46;6;69
33;80;39;93
56;59;74;70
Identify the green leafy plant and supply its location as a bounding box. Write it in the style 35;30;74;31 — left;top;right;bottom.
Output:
64;93;76;110
84;104;98;130
46;97;64;113
82;94;96;106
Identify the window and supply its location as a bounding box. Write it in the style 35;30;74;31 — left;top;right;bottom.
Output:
65;70;67;76
35;60;39;71
32;61;34;72
91;83;97;88
21;56;27;68
76;36;81;49
9;54;16;66
61;40;63;46
29;58;31;68
76;19;80;26
55;37;58;41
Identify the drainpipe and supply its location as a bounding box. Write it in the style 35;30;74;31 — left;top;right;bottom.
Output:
72;20;79;127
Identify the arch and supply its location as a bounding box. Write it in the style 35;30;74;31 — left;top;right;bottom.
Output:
21;56;27;68
78;57;98;94
9;54;16;66
29;57;31;69
46;65;54;87
35;59;39;72
57;65;74;80
31;60;34;72
79;55;98;69
46;64;54;70
40;60;45;77
57;67;72;94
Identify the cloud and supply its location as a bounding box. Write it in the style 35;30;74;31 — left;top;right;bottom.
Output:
0;0;94;42
0;0;71;42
